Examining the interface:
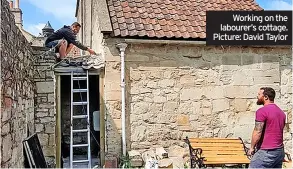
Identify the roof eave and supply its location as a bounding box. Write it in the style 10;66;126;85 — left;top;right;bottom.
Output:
75;0;80;17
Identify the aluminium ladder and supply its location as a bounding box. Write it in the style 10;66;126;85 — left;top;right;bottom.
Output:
70;71;91;168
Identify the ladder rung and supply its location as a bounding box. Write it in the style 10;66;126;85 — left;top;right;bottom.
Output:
72;89;87;93
72;144;89;148
72;129;89;133
72;160;89;163
72;102;88;105
72;77;87;80
72;115;88;119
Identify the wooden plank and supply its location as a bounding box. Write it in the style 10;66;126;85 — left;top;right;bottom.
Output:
203;156;250;164
202;155;248;158
204;160;250;165
196;147;244;151
55;75;61;168
204;156;249;160
202;151;247;156
99;73;105;167
191;143;243;148
189;139;242;143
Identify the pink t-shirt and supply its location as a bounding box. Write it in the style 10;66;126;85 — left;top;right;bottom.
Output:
255;104;286;150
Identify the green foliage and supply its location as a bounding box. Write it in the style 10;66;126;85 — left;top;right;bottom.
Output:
119;152;132;168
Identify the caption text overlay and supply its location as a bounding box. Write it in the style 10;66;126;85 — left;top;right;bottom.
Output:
206;11;292;46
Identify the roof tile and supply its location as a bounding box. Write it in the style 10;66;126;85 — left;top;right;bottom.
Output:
109;0;263;38
137;30;146;36
127;23;136;30
118;17;126;23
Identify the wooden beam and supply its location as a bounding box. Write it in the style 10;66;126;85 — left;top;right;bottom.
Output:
55;75;62;168
99;71;105;167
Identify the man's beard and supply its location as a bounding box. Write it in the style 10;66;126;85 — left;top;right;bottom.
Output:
257;99;264;105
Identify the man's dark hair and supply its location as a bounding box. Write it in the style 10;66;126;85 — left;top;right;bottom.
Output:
260;87;275;101
71;22;81;27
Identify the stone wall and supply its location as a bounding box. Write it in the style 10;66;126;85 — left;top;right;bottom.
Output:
103;39;292;156
1;0;35;167
33;47;56;166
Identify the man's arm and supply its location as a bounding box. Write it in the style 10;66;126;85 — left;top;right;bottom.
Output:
248;121;264;155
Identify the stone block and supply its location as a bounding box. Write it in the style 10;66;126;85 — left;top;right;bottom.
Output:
232;71;253;85
105;156;118;168
168;145;189;158
105;72;121;83
2;122;10;135
157;113;176;124
237;111;255;125
2;134;12;162
222;54;241;65
169;157;185;169
158;79;175;88
178;125;192;131
106;91;121;101
167;94;178;101
177;115;190;126
126;54;150;62
159;158;173;168
142;150;156;161
160;60;178;67
180;76;195;87
154;96;167;103
128;150;143;167
212;99;229;112
47;93;55;103
182;132;199;138
163;102;178;113
156;147;168;159
203;86;225;99
36;112;48;117
113;119;122;130
224;86;255;99
36;81;54;93
49;134;55;145
133;102;149;114
281;86;292;95
180;88;202;101
131;126;146;142
253;76;280;84
35;123;44;132
38;133;49;146
40;117;53;123
232;99;249;112
241;54;261;65
202;107;212;115
45;123;55;134
43;145;55;157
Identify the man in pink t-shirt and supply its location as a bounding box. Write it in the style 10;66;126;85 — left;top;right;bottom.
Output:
248;87;286;168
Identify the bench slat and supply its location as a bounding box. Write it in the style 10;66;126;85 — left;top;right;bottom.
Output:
195;147;244;151
191;143;243;148
202;155;248;158
202;151;247;156
204;160;250;164
189;138;242;143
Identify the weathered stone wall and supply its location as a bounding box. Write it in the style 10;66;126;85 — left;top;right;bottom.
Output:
1;0;35;167
103;39;292;156
33;47;56;166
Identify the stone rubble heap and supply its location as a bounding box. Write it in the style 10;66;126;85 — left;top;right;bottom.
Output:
128;142;190;168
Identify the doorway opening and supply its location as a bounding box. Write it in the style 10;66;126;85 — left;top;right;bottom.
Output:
59;75;100;168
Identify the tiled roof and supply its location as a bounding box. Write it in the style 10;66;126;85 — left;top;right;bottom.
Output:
108;0;263;39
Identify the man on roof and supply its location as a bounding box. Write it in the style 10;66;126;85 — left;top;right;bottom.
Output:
45;22;96;61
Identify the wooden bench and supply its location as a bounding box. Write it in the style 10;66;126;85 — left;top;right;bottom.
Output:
184;137;250;168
